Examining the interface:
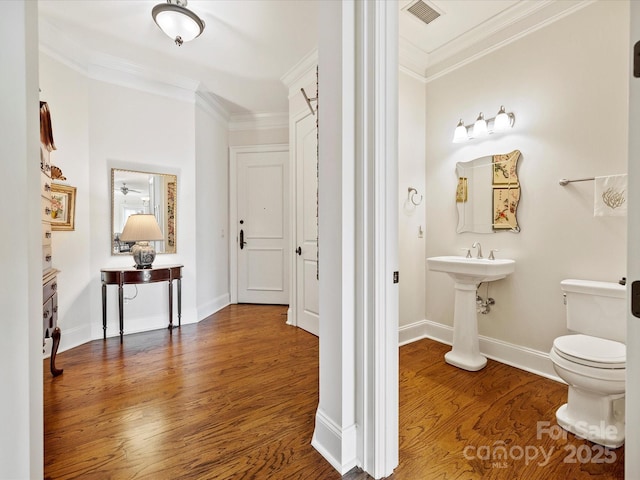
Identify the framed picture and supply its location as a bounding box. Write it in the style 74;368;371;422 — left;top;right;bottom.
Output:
493;187;520;231
492;149;521;186
456;177;468;203
50;183;76;231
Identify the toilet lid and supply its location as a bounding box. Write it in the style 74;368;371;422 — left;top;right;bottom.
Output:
553;334;626;368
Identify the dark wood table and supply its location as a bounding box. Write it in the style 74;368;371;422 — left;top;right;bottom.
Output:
101;264;183;342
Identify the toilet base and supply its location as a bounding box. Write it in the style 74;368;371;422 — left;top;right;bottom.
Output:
555;387;625;449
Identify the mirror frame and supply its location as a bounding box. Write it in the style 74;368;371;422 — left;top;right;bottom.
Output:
111;168;177;255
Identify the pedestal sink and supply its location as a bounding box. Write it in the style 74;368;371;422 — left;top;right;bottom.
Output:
427;255;516;371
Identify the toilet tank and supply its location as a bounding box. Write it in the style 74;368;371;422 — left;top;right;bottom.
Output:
561;279;627;343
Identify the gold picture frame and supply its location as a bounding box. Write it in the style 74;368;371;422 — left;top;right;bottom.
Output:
50;183;76;231
492;187;520;231
492;149;521;186
456;177;468;203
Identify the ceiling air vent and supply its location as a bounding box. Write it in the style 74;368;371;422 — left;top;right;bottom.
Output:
406;0;441;26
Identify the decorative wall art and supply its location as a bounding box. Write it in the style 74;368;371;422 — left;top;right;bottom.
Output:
50;183;77;231
456;177;468;203
492;149;520;185
492;187;520;230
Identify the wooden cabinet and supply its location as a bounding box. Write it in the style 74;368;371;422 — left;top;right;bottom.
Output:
40;101;62;376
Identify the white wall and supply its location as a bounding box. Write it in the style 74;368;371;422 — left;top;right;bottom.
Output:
228;127;288;147
195;96;230;318
39;53;92;351
398;70;426;331
423;1;629;357
0;2;42;477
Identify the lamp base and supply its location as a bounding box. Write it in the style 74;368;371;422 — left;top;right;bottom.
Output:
131;241;156;269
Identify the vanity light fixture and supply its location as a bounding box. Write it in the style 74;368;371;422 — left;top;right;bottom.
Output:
452;106;515;143
152;0;205;46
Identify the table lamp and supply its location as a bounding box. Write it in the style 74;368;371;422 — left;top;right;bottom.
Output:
119;214;164;269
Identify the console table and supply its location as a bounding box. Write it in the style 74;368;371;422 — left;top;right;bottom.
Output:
101;264;183;342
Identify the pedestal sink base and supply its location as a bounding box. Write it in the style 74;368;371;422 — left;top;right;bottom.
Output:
426;256;516;373
444;350;487;371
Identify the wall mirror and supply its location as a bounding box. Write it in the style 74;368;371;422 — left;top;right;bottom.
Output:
456;150;521;233
111;168;177;255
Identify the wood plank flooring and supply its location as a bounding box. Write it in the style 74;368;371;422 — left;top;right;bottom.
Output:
44;304;624;479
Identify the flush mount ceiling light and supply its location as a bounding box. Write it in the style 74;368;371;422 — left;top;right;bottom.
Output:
452;106;515;143
152;0;205;46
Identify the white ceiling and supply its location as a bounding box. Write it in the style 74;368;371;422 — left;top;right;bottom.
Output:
38;0;587;117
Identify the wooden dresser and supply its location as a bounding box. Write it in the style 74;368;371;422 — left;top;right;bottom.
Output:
40;101;63;376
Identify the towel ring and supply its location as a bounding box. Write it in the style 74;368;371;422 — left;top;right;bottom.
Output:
407;187;423;206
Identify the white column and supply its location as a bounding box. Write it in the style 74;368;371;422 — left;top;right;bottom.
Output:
0;1;43;478
626;1;640;477
313;1;398;478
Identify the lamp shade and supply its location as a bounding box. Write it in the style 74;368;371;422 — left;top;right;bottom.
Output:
152;0;205;46
120;214;164;242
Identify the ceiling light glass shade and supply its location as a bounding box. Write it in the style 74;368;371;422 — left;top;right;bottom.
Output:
152;0;205;46
472;112;488;138
493;105;511;132
452;119;468;143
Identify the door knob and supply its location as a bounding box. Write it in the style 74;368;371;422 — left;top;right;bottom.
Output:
296;246;302;256
239;229;246;249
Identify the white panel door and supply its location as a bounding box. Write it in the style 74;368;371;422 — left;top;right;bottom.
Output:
295;112;319;335
236;149;289;304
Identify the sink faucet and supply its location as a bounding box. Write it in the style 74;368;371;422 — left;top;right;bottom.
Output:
472;242;483;259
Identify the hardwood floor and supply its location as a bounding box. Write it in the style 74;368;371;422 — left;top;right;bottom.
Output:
44;305;624;479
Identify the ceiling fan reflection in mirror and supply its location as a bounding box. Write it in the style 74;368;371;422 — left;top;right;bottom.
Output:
120;183;142;195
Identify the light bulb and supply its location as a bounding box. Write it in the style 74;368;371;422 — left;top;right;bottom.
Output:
452;119;468;143
472;113;488;138
493;106;511;132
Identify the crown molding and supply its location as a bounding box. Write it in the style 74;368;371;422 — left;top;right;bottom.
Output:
195;91;231;125
398;37;429;80
39;17;200;103
280;48;318;94
229;112;289;132
87;52;199;103
39;18;89;76
398;0;595;82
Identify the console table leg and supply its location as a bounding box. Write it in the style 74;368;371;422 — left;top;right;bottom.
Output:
118;284;124;343
168;279;174;331
50;326;63;377
177;278;182;327
102;282;107;340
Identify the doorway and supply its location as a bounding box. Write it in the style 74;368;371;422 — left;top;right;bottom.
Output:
229;145;289;304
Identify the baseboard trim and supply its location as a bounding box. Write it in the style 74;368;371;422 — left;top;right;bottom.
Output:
311;408;358;475
399;319;562;382
198;293;230;321
44;323;92;356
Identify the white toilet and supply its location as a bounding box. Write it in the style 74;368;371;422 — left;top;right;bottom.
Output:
549;279;626;448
